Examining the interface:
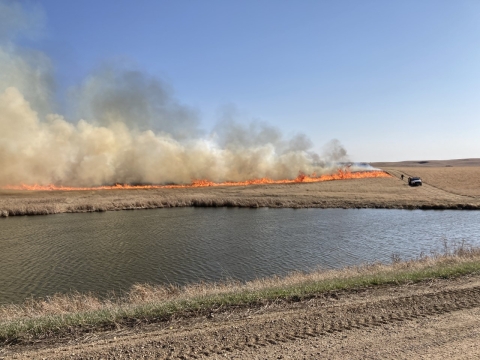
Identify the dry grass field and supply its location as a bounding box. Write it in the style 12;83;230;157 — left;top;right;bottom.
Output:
373;158;480;198
372;158;480;168
385;167;480;198
1;159;480;216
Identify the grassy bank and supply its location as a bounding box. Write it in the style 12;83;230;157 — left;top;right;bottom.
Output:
2;168;480;218
2;200;480;218
1;245;480;344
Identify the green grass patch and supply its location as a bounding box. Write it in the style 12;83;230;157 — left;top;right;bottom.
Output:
2;253;480;344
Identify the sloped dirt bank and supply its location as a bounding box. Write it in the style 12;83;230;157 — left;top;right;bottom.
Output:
3;274;480;359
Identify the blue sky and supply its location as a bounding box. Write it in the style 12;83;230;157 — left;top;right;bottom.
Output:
12;1;480;161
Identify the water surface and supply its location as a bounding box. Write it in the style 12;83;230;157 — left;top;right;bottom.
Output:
1;208;479;304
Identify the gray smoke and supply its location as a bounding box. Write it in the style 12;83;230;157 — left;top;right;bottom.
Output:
69;66;202;139
0;0;44;42
0;1;349;187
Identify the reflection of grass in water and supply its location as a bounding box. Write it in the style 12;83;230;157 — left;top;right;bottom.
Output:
1;242;480;343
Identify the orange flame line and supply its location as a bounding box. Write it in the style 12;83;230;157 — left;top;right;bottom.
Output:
1;170;390;191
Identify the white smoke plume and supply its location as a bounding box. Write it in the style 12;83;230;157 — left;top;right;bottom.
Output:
0;1;349;187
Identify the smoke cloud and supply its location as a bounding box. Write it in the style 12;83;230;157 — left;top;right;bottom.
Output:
0;1;44;42
0;1;349;187
69;67;202;139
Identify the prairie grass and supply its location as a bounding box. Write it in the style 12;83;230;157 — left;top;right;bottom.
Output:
390;166;480;198
2;168;480;218
1;244;480;343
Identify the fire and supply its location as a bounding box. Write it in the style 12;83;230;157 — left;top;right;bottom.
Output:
1;170;390;191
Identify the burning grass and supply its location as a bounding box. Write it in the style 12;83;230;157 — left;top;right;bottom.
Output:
2;243;480;344
2;167;480;218
1;170;389;191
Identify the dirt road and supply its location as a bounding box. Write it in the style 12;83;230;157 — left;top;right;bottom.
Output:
4;274;480;359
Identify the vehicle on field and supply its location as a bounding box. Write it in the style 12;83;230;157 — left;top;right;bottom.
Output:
408;177;422;186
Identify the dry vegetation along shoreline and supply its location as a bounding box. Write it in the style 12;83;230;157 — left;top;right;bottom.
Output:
1;244;480;345
1;162;480;217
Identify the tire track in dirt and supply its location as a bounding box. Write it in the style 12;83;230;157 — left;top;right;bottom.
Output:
15;284;480;359
184;286;480;359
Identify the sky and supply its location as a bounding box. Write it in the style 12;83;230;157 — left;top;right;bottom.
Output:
4;0;480;162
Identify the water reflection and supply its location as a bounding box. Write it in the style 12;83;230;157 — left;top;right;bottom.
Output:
0;208;479;303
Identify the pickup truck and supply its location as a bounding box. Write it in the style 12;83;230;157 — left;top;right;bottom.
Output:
408;177;422;186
